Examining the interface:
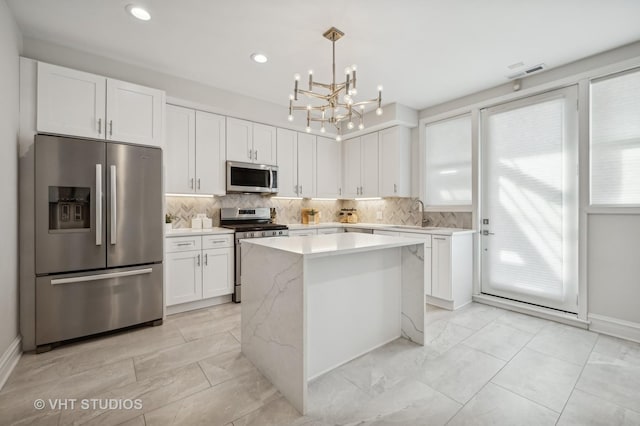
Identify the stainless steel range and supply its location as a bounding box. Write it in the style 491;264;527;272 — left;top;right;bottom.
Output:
220;207;289;302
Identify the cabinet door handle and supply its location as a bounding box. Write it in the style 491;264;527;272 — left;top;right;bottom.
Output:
204;253;208;266
339;187;342;196
248;149;252;160
254;150;258;160
300;185;303;195
197;254;201;266
394;183;397;193
109;120;113;137
190;178;194;189
197;178;201;190
294;185;298;195
97;118;102;135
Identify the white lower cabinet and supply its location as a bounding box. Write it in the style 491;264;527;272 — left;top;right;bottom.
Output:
317;227;344;235
166;234;234;308
289;229;318;237
429;233;473;310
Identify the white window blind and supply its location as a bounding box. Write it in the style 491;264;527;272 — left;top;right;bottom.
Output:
424;115;472;206
480;89;579;312
591;69;640;206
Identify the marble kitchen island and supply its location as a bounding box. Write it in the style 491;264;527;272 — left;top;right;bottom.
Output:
240;233;426;414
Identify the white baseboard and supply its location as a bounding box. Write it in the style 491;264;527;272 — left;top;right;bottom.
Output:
166;294;232;315
426;295;454;310
0;336;22;391
588;314;640;344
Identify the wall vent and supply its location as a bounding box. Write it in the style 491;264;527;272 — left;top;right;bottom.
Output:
507;63;546;80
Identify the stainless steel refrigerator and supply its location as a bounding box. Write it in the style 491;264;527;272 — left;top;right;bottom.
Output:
34;134;163;351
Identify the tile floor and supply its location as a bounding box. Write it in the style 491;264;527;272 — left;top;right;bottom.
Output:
1;302;639;425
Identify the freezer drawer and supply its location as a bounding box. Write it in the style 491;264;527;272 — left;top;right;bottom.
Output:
36;264;163;346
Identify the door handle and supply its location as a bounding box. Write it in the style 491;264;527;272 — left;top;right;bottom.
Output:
51;268;152;285
482;230;495;236
95;164;102;246
110;165;117;245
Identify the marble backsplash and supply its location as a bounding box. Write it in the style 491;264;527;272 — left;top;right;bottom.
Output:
166;195;473;229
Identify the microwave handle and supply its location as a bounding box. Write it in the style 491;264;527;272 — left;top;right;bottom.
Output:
269;168;274;190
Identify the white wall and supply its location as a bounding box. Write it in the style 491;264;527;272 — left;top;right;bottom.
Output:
587;215;640;324
0;0;22;357
418;39;640;329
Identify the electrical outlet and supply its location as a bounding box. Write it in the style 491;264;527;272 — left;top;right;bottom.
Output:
376;211;383;220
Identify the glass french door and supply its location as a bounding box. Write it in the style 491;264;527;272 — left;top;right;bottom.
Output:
480;87;579;313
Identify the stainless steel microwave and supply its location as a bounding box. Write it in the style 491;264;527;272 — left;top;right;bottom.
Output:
226;161;278;194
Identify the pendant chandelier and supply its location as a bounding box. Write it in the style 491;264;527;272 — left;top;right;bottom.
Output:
288;27;383;142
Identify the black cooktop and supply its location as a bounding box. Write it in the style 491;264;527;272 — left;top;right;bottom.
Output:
221;223;289;232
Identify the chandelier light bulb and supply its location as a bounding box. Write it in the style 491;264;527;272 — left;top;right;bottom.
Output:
360;105;365;110
351;64;357;71
358;123;364;130
289;94;294;101
294;73;301;81
320;126;326;133
350;88;358;96
344;94;351;103
288;115;294;122
344;67;351;75
336;135;342;142
347;98;354;105
377;85;383;91
347;122;354;130
306;104;312;110
308;70;313;75
306;126;311;133
376;107;383;116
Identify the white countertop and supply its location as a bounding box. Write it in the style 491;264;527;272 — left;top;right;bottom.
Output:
242;232;423;259
165;227;233;237
287;222;475;236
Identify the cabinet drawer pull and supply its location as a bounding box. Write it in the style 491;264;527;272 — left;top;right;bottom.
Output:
209;240;226;244
433;237;446;240
176;242;193;246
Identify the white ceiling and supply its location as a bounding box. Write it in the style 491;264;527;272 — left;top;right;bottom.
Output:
7;0;640;111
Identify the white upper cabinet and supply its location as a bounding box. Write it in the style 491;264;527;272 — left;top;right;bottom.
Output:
195;110;226;195
37;62;164;147
227;118;276;164
37;62;106;140
379;126;411;197
165;105;196;194
297;133;316;198
253;123;277;165
276;128;298;197
342;137;362;198
361;132;379;197
165;105;226;195
316;136;342;198
226;117;253;162
106;79;164;146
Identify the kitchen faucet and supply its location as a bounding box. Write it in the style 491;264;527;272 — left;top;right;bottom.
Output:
413;199;426;226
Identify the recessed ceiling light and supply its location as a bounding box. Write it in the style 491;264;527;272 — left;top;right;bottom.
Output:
250;53;268;64
126;4;151;21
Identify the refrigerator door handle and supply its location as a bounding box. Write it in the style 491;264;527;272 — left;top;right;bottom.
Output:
51;268;153;285
96;164;102;246
110;165;117;245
